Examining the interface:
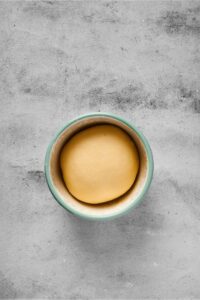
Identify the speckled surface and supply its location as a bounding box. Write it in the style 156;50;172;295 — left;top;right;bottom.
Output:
0;1;200;299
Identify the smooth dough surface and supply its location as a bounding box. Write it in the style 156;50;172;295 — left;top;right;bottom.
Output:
60;125;139;204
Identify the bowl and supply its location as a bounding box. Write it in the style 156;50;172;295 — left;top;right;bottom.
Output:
45;113;154;220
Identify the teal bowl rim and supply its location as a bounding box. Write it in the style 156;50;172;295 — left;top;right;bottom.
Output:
44;112;154;221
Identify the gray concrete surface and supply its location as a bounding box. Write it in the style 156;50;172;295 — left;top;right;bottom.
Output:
0;1;200;299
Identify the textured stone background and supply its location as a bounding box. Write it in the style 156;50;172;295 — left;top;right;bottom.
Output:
0;1;200;299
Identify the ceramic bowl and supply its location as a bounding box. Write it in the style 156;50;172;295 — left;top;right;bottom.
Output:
45;113;154;220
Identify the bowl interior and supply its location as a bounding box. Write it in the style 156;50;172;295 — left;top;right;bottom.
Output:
48;116;149;218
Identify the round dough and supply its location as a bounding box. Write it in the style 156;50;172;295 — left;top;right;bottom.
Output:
60;125;139;204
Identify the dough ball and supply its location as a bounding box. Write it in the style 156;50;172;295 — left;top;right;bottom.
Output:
60;125;139;204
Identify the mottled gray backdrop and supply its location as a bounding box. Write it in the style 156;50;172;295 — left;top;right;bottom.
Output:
0;1;200;299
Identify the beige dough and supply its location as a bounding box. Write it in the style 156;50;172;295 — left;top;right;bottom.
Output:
60;125;139;204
